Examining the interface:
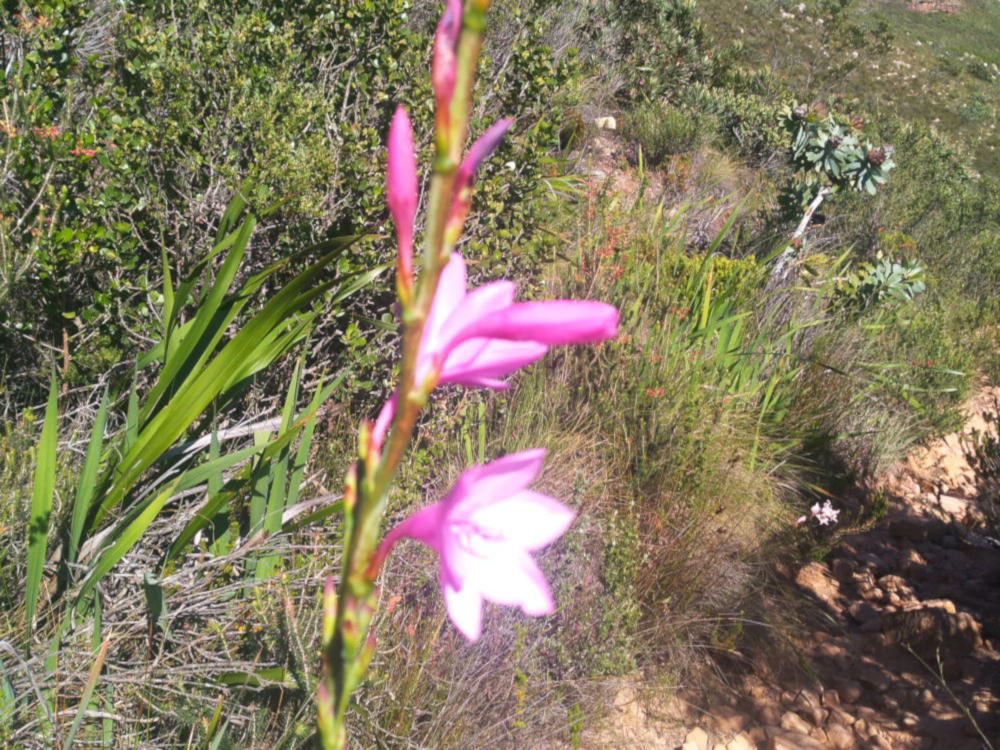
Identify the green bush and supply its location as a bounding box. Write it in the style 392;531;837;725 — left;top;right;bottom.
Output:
0;0;573;408
623;101;711;164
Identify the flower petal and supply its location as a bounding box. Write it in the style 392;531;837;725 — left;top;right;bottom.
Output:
443;449;547;518
462;300;619;345
468;490;575;551
441;339;548;386
419;254;468;376
467;544;555;616
437;279;516;345
380;503;444;553
441;572;484;641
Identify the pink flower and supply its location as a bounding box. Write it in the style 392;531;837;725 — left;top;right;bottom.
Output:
377;449;574;640
423;253;618;386
387;106;418;288
372;253;618;444
432;0;462;113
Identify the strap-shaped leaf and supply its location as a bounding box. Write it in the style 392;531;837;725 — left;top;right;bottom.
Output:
25;371;59;638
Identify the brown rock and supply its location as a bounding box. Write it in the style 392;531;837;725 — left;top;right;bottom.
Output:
764;727;827;750
780;711;812;735
796;562;840;607
826;722;854;750
834;678;863;704
884;605;982;658
889;517;929;541
725;734;754;750
708;709;747;734
821;689;840;708
758;704;781;727
827;707;854;727
831;557;857;580
681;726;709;750
848;600;880;625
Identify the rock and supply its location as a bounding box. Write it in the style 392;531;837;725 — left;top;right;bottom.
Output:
827;707;854;727
593;116;617;130
708;709;747;734
857;551;885;572
780;711;812;734
834;678;863;704
764;727;827;750
856;662;890;693
919;598;957;614
889;517;929;542
758;704;781;726
831;557;857;580
681;726;709;750
859;614;884;633
826;722;855;750
712;745;726;750
796;562;840;607
821;689;840;707
849;600;880;625
884;605;982;658
942;533;959;548
852;718;870;738
725;733;754;750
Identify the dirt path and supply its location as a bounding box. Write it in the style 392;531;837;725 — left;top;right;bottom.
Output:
664;387;1000;750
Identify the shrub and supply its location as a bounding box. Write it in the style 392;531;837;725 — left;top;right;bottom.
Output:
623;101;711;165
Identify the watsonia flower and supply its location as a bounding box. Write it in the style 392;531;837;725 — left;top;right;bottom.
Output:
376;449;574;641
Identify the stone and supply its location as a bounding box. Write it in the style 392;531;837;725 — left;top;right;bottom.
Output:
780;711;812;735
796;562;840;607
708;709;747;734
849;600;880;625
826;707;854;727
884;604;981;658
712;745;726;750
681;726;709;750
859;614;884;633
826;722;855;750
834;678;863;704
831;557;857;580
725;733;754;750
764;727;827;750
758;704;781;726
821;689;840;707
889;517;929;541
593;116;617;130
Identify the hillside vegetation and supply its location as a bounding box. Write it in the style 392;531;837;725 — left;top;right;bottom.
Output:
1;0;998;747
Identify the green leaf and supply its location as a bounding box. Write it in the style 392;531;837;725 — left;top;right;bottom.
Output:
26;371;59;638
69;387;109;564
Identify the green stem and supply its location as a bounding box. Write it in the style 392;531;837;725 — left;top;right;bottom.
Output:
320;3;491;746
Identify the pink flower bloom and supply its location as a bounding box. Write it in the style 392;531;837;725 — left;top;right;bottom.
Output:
372;253;618;445
378;449;574;641
387;106;418;287
432;0;462;112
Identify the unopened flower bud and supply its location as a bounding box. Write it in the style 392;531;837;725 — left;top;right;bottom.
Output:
386;106;417;292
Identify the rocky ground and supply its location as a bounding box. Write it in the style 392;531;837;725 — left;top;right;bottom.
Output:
572;386;1000;750
671;387;1000;750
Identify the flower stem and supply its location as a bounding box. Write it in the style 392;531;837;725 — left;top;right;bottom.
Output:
319;3;490;746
